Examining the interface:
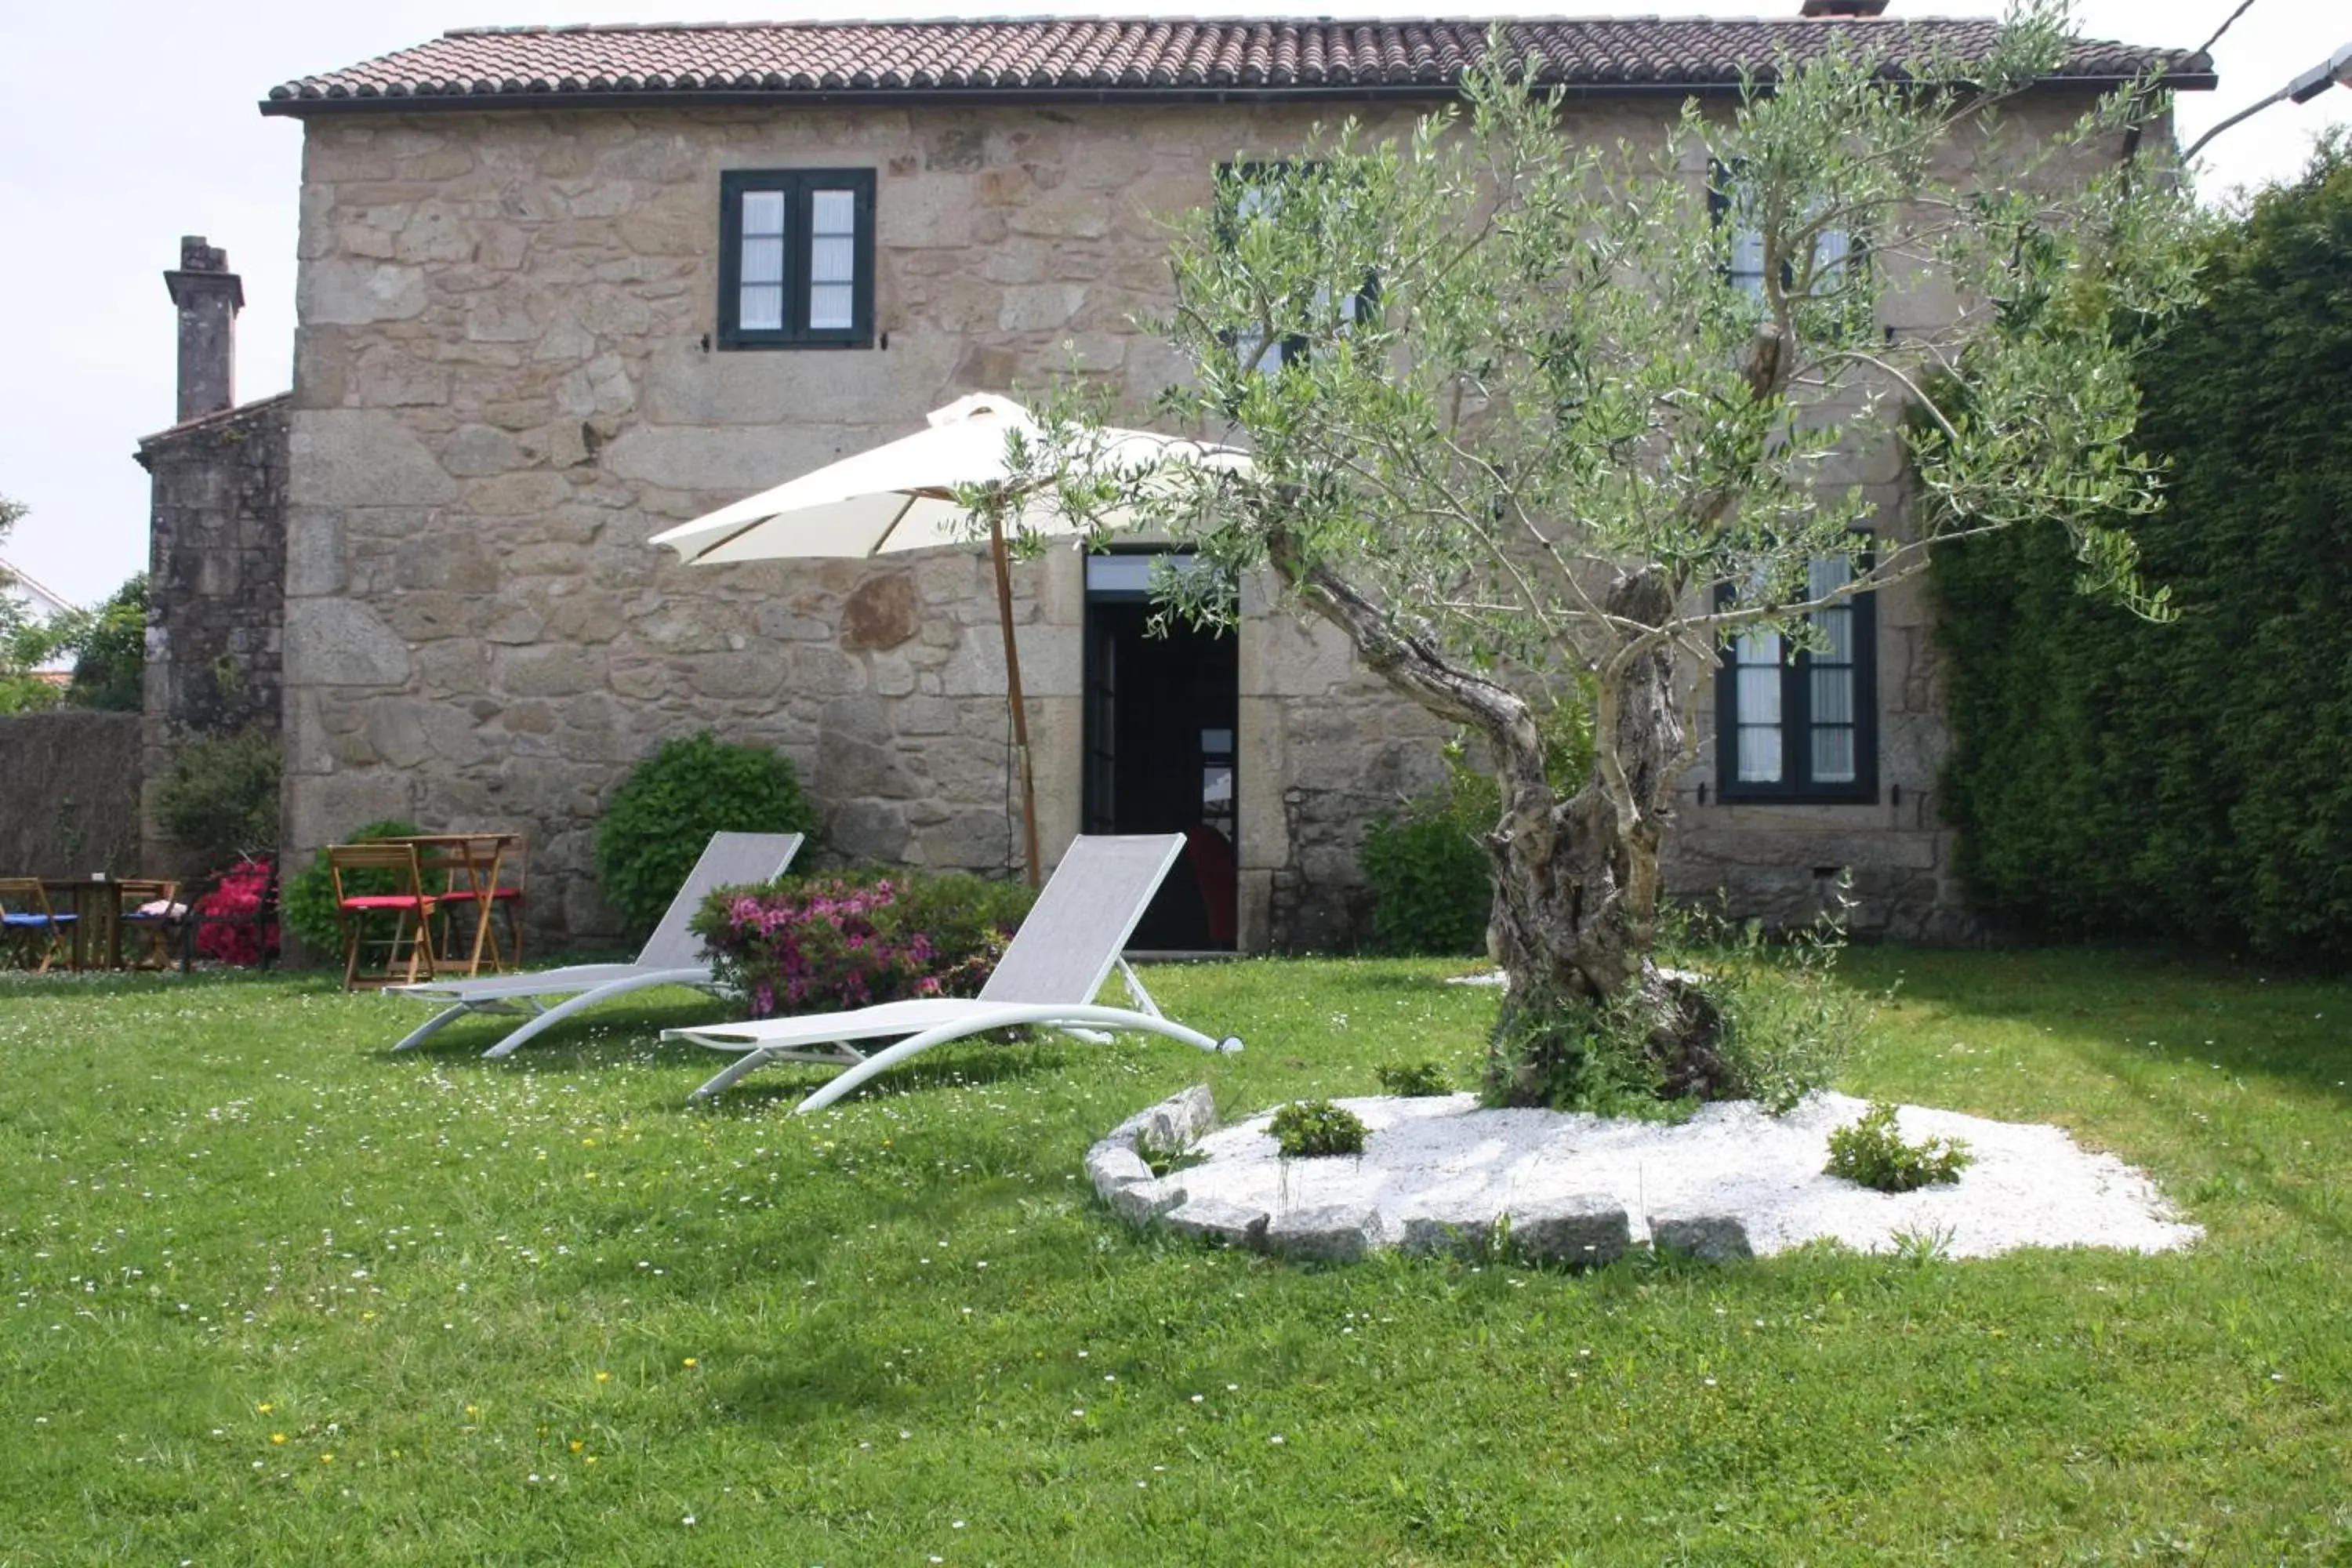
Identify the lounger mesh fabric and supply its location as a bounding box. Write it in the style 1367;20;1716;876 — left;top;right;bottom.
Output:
975;834;1187;1006
637;833;800;969
670;834;1241;1112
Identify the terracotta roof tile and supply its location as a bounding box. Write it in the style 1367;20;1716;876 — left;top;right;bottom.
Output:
263;16;2211;112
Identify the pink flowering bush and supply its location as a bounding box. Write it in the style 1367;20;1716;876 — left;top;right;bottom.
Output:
193;858;278;967
691;870;1035;1020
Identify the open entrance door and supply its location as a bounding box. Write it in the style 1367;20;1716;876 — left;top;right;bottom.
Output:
1082;554;1238;951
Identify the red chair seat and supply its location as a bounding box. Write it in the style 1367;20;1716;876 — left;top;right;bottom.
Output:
342;895;436;911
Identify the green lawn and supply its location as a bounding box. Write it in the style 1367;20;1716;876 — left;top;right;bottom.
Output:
1;949;2347;1565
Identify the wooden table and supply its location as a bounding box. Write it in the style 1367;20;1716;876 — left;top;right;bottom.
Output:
39;877;125;971
390;833;520;978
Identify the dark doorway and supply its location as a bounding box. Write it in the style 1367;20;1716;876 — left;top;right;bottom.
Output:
1083;555;1239;951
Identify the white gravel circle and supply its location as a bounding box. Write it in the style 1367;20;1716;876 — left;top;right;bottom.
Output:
1169;1091;2200;1259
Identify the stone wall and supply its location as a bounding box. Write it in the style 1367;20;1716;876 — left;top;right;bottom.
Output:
0;712;141;878
281;93;2097;951
136;394;291;877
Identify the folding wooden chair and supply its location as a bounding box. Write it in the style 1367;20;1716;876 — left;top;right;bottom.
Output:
116;880;185;971
452;843;524;969
0;878;78;974
328;842;440;990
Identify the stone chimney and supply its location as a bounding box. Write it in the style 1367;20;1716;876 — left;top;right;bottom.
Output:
1800;0;1889;15
163;236;244;423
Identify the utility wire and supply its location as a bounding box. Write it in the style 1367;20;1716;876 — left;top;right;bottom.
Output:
2194;0;2260;64
2130;0;2266;172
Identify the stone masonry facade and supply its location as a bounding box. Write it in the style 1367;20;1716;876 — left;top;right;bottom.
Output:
280;90;2101;950
138;403;290;732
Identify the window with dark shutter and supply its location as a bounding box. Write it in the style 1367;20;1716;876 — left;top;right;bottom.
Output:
1710;162;1863;320
717;170;876;350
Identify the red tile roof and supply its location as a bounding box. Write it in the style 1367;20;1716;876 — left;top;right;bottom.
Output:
263;16;2210;113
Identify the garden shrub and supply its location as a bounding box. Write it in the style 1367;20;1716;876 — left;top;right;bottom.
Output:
1489;981;1680;1120
280;819;424;957
597;732;818;941
1825;1102;1973;1192
1359;783;1494;957
1694;887;1871;1115
1142;1141;1208;1179
154;729;281;869
1269;1099;1367;1159
1374;1061;1453;1098
1933;143;2352;964
692;870;1036;1019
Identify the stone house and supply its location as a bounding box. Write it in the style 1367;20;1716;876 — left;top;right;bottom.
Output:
238;10;2204;952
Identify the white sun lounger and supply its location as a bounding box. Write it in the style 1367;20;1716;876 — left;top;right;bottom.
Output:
387;831;804;1058
667;833;1241;1112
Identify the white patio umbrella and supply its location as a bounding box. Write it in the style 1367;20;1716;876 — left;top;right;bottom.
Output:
648;393;1248;886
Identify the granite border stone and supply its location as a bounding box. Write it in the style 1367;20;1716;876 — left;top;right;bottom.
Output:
1650;1211;1756;1262
1263;1204;1381;1263
1504;1192;1634;1267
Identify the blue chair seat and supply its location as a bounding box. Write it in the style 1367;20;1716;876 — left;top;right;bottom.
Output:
3;912;76;927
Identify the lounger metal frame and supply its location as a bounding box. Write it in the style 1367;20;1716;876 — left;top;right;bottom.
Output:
387;832;804;1057
668;834;1242;1112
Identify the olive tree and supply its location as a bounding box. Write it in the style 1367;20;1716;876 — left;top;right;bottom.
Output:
993;3;2203;1102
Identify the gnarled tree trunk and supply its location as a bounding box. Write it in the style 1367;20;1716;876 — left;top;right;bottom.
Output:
1276;544;1728;1106
1481;569;1731;1104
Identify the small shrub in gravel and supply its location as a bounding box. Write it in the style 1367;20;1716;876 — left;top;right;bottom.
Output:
1374;1061;1453;1097
1271;1099;1367;1158
1490;884;1867;1116
1142;1143;1207;1179
1825;1102;1973;1192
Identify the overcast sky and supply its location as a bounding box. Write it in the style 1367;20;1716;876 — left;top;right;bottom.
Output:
0;0;2343;607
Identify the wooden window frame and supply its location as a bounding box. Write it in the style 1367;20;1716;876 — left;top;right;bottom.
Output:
717;169;877;350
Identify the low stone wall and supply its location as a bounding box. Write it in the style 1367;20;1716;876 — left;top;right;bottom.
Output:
0;712;143;877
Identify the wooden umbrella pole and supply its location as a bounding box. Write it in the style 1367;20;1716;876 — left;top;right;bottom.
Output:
989;517;1044;888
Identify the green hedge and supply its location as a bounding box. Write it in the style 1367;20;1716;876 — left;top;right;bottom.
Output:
596;732;818;940
1933;145;2352;963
